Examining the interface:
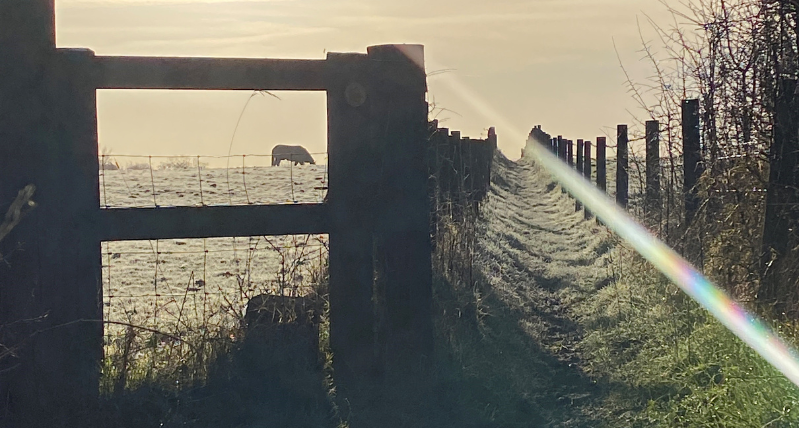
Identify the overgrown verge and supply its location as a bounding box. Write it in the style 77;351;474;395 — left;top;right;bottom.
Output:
88;238;339;428
577;244;799;427
578;0;799;425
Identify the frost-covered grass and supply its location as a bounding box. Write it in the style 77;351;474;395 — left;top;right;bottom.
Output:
577;245;799;427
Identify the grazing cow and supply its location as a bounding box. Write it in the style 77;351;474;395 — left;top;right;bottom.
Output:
271;145;316;166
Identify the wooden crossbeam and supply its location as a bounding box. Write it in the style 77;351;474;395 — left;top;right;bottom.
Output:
96;56;327;90
99;203;328;241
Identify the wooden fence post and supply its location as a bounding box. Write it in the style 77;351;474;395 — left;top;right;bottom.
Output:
761;79;799;309
368;44;433;370
597;137;607;194
326;52;378;380
576;140;584;211
1;3;104;423
646;120;661;220
682;99;702;224
567;139;574;167
486;127;497;192
557;135;567;162
617;125;629;209
0;47;103;424
584;141;592;220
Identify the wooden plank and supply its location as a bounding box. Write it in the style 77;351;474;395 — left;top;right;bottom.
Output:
99;204;328;241
97;56;327;90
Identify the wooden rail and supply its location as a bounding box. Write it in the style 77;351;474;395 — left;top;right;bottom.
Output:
99;204;329;241
96;56;327;90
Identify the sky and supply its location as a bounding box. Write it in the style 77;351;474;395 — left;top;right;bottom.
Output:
54;0;681;164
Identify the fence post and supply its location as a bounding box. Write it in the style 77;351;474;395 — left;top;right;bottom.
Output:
576;140;584;211
646;120;661;220
368;44;434;371
597;137;607;194
326;52;378;381
761;79;799;309
616;125;629;209
487;127;497;191
567;139;574;167
584;140;592;220
682;99;702;224
1;4;104;423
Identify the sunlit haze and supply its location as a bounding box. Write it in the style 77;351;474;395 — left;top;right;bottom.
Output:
55;0;672;163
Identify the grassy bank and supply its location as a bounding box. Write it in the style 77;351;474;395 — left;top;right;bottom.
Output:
576;245;799;427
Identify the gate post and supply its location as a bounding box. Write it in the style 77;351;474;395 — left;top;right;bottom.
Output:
368;44;434;370
1;8;103;420
325;52;379;380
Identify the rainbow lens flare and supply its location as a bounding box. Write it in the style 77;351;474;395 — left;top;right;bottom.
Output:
432;72;799;387
527;140;799;388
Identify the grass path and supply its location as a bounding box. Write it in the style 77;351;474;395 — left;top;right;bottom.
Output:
453;152;616;426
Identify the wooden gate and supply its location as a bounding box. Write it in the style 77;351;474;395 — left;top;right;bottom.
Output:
0;1;433;422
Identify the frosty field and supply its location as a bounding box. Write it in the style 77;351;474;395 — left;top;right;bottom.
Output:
98;161;329;338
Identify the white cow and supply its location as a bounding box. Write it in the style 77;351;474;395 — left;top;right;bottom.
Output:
271;145;316;166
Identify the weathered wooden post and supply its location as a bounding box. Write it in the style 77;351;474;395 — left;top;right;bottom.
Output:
617;125;629;209
487;126;497;188
557;135;567;162
584;141;592;220
326;52;379;380
682;99;702;224
596;137;607;194
567;139;574;167
576;140;584;210
761;79;799;309
646;120;661;220
1;2;103;423
368;44;434;371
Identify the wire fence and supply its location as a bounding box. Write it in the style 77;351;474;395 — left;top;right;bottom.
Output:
97;152;330;353
99;153;328;208
101;236;328;341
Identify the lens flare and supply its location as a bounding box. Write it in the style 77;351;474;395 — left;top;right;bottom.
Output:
527;140;799;388
434;72;799;387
